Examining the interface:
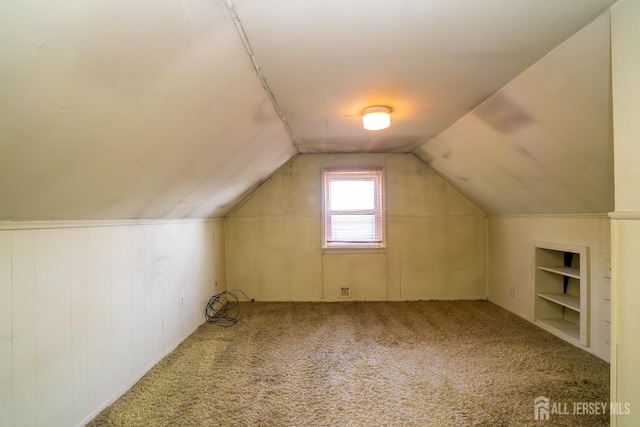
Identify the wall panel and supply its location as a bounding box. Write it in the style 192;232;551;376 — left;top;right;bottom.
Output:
11;231;37;427
130;226;147;379
611;1;640;422
227;154;487;301
0;219;222;426
0;232;13;426
34;229;73;426
166;224;184;348
197;222;222;323
322;252;388;300
395;217;487;300
148;225;166;359
142;225;155;369
70;228;89;425
111;226;133;396
85;227;113;414
182;224;200;328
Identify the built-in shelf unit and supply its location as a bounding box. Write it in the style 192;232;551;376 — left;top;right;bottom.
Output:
534;241;588;347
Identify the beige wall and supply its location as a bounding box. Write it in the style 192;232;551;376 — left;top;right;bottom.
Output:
226;153;487;301
0;219;224;426
487;215;611;361
611;0;640;424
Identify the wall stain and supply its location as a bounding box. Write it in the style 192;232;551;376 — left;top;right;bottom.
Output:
474;93;534;134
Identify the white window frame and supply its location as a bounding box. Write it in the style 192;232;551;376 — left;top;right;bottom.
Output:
322;168;385;249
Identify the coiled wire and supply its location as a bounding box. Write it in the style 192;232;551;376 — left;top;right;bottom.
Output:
204;289;253;327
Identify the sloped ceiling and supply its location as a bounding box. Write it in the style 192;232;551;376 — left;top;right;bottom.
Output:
414;14;614;215
0;0;296;220
0;0;616;220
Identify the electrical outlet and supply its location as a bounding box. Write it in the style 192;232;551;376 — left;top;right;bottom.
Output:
179;295;184;309
509;288;515;298
340;287;350;298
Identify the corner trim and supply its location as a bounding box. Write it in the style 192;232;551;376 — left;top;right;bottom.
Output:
608;211;640;220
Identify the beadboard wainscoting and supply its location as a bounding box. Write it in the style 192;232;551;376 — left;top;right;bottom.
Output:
0;220;225;426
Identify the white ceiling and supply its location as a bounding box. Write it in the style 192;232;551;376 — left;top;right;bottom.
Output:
233;0;616;154
0;0;616;220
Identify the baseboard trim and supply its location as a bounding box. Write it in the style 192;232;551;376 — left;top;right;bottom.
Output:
242;297;489;303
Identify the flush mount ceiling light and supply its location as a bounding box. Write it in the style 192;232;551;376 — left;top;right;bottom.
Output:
362;106;391;131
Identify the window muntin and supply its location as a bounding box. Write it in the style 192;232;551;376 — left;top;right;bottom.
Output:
323;169;384;248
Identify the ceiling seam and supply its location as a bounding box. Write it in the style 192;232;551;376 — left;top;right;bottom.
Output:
223;0;298;153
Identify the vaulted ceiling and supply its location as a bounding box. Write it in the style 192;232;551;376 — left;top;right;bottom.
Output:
0;0;616;220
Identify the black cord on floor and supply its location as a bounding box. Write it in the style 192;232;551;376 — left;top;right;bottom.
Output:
204;289;254;327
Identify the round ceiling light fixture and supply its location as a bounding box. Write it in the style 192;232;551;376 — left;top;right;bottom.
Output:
362;106;391;131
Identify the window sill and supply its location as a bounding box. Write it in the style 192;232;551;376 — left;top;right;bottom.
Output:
322;246;387;255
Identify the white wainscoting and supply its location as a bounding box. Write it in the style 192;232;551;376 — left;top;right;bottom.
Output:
0;220;225;426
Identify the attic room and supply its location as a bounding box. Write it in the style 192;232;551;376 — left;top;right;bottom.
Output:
1;0;639;425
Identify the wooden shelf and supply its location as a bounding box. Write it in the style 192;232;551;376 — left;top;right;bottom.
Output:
534;241;588;347
537;293;580;312
536;318;580;341
537;265;580;279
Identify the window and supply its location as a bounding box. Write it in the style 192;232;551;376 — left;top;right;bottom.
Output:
323;168;384;248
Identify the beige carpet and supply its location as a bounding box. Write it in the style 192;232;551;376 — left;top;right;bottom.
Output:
89;301;609;426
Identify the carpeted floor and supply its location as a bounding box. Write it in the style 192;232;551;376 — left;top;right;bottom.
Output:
89;301;609;426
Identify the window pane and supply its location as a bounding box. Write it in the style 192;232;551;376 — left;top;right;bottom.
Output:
330;215;377;242
329;180;374;210
323;168;384;248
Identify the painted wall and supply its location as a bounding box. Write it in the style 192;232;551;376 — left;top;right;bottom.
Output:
611;0;640;424
487;216;611;361
414;13;613;215
0;220;225;426
226;153;487;301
